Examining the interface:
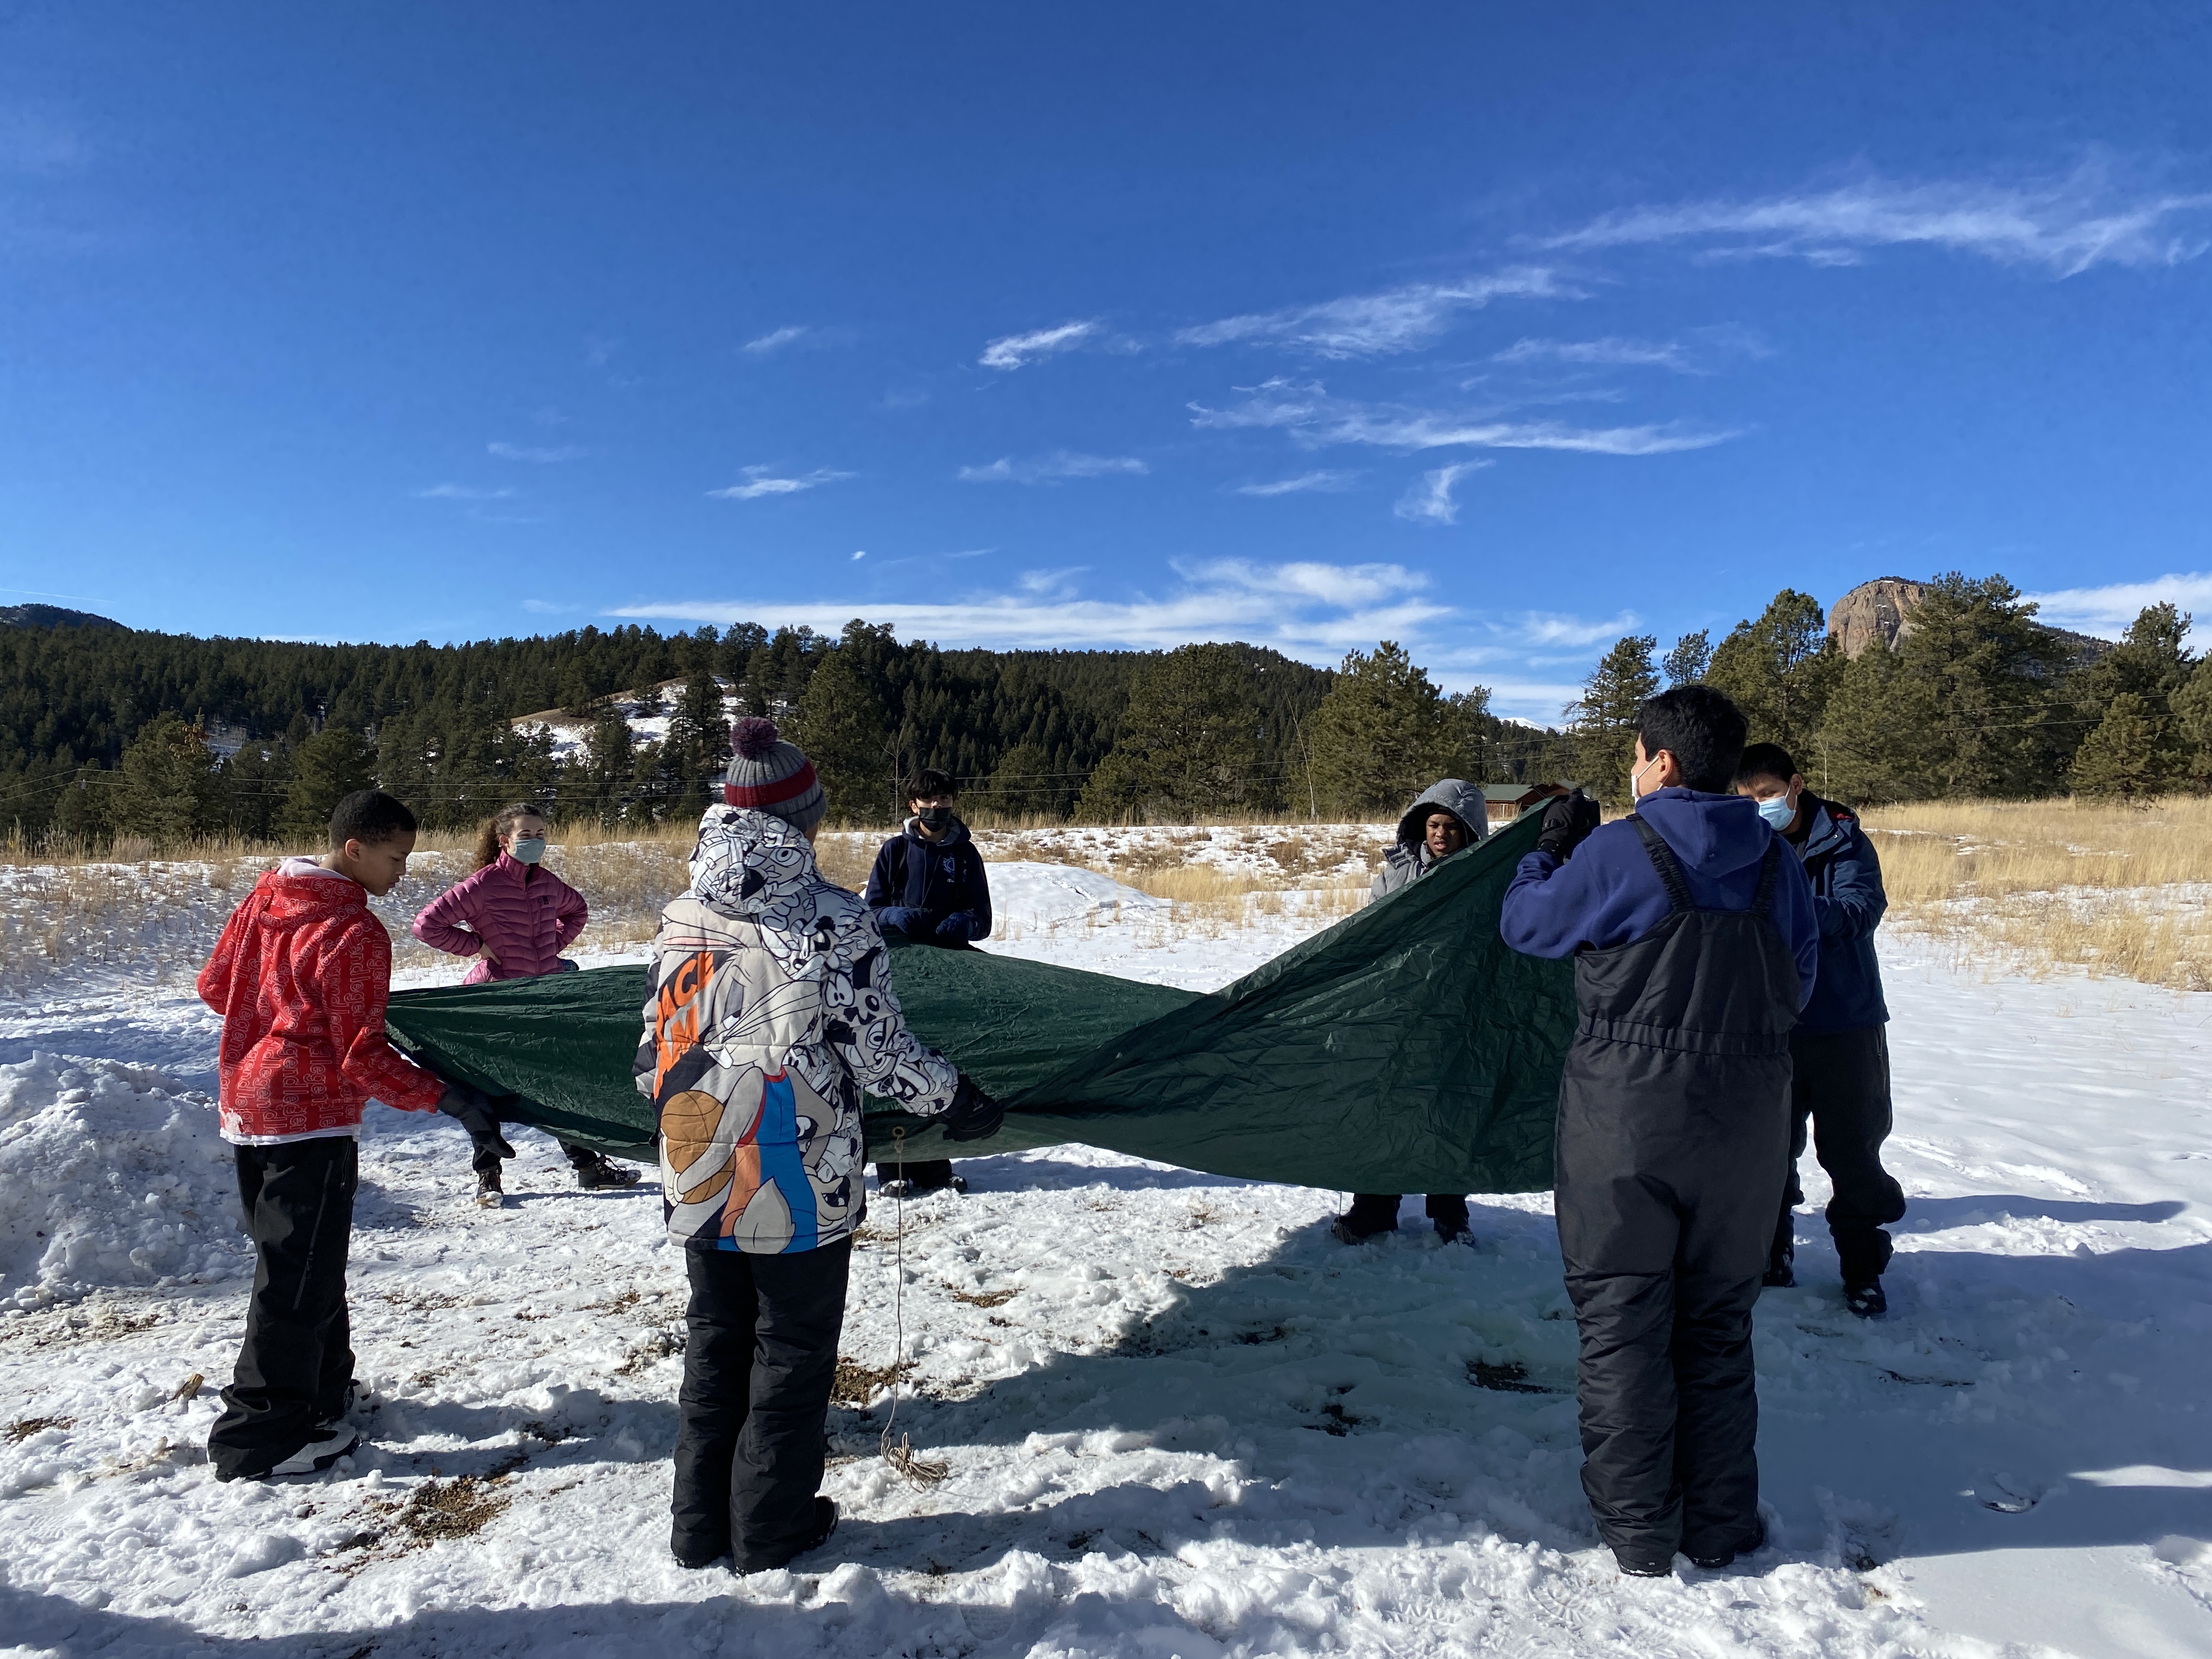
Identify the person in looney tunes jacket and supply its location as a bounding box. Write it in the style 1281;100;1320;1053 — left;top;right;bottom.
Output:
637;719;1001;1573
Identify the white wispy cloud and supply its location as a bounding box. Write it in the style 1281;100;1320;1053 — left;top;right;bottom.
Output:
1233;470;1360;496
2025;572;2212;643
979;319;1101;370
1541;165;2212;277
1493;336;1694;372
1394;461;1491;525
957;451;1149;484
611;559;1446;657
1178;268;1572;358
706;465;855;501
742;325;812;355
488;441;587;463
412;483;516;500
1516;610;1644;648
1191;379;1736;455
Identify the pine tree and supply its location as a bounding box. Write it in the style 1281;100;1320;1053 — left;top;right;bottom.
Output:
986;740;1065;820
1662;630;1712;687
1077;644;1269;821
280;725;377;843
1568;635;1659;806
221;740;292;840
793;644;894;823
112;714;224;845
2174;655;2212;787
1818;634;1942;803
1895;573;2072;797
1302;642;1469;816
2070;693;2177;799
656;667;731;815
1704;590;1839;755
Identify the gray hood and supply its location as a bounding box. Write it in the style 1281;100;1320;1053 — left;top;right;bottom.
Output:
1395;778;1488;848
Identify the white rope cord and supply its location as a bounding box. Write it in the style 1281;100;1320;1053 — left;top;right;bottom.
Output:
879;1125;948;1486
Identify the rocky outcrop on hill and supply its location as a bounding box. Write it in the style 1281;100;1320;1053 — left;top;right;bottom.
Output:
1826;577;2110;668
1826;577;1925;658
0;604;126;631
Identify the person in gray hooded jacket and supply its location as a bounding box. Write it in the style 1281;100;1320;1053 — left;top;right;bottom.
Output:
1335;778;1491;1245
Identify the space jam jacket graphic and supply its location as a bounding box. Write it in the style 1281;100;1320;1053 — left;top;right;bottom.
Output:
635;805;961;1254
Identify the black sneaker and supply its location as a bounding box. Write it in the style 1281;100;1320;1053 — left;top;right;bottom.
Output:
1843;1278;1887;1318
1434;1217;1473;1246
1762;1262;1796;1289
575;1152;642;1190
1616;1554;1672;1578
475;1167;505;1209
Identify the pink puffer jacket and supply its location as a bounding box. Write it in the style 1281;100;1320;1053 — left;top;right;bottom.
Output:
412;854;590;983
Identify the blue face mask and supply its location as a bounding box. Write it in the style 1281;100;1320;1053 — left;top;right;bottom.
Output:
510;836;548;865
1755;796;1796;831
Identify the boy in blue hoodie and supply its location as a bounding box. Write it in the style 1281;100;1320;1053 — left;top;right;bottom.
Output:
1501;686;1818;1579
1734;742;1904;1317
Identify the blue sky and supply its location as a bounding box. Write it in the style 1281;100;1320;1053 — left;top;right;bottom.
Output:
3;2;2209;719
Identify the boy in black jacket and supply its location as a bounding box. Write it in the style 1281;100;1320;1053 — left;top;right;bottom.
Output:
1734;743;1905;1317
862;768;992;1195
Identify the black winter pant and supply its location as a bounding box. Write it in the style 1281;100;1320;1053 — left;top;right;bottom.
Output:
207;1137;358;1481
1555;1064;1787;1571
672;1239;851;1571
464;1103;603;1177
1775;1026;1907;1283
1344;1193;1468;1233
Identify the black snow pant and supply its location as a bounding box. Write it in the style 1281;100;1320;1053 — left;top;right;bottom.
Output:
671;1238;851;1572
1774;1026;1906;1283
1344;1193;1468;1234
207;1136;359;1481
1556;1059;1789;1572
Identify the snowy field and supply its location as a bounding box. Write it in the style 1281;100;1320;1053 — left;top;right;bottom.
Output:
2;856;2210;1657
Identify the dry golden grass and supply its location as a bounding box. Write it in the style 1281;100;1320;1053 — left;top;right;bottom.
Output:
1860;796;2212;991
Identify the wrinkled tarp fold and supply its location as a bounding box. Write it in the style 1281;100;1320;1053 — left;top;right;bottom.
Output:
385;811;1574;1192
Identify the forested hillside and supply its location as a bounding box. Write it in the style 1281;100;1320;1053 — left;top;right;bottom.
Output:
10;569;2186;852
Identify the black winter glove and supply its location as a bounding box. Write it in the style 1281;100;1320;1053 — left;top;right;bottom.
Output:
936;1073;1004;1143
876;906;929;938
438;1080;516;1159
1537;788;1602;861
933;912;979;945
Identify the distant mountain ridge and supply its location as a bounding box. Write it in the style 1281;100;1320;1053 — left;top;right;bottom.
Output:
0;604;127;631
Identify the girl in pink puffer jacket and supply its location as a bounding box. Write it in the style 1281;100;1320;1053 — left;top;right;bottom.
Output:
413;804;640;1203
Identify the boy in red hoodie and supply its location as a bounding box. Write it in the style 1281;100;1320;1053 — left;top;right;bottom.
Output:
199;789;478;1480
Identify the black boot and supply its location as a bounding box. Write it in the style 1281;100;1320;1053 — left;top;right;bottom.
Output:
568;1146;642;1190
1331;1193;1401;1243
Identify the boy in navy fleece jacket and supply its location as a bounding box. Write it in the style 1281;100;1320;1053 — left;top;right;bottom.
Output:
1500;687;1818;1578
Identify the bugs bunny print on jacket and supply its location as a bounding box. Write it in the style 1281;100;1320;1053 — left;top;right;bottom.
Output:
636;805;960;1254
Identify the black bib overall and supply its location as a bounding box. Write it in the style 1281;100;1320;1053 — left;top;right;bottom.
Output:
1554;817;1799;1569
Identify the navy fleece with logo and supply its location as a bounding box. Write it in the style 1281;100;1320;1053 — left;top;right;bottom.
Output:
863;819;993;945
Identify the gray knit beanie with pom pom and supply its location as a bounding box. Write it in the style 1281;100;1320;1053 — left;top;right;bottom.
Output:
721;716;826;833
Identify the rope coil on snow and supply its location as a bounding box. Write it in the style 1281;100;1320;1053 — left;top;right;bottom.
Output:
880;1124;949;1487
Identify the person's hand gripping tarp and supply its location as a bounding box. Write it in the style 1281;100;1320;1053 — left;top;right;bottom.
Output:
437;1077;516;1160
1538;789;1602;861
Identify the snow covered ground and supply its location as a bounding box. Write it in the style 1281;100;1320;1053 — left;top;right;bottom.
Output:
1;859;2209;1656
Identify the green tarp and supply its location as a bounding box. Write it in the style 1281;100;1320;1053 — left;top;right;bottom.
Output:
385;810;1576;1193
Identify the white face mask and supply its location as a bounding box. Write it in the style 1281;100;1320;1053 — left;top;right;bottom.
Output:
1629;757;1661;802
509;836;547;865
